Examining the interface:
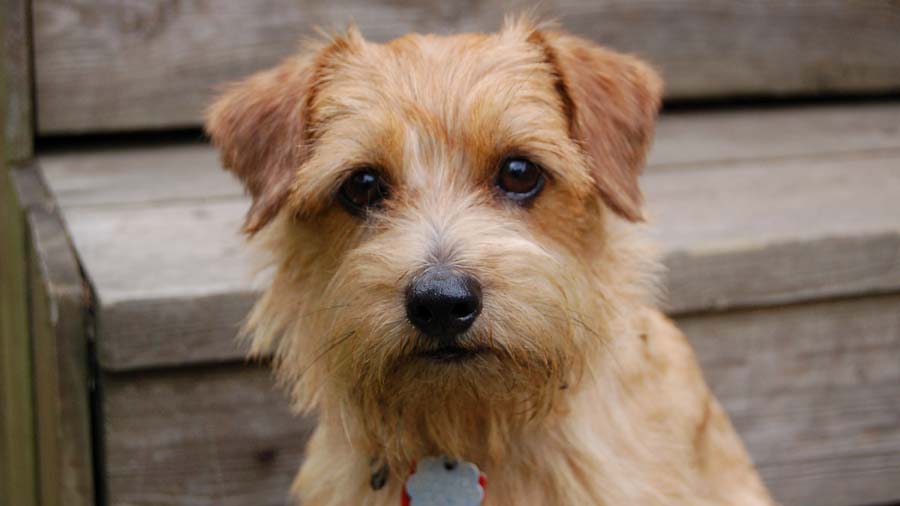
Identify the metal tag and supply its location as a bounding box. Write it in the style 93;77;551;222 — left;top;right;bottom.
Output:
404;456;485;506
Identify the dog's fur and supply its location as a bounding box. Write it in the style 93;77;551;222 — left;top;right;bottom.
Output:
206;18;774;506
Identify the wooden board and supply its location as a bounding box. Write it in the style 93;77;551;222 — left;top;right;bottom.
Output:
40;142;237;208
3;0;33;160
37;103;900;208
10;165;95;506
27;206;96;506
44;146;900;370
649;103;900;170
103;365;315;506
101;294;900;506
646;152;900;314
681;295;900;506
0;166;37;505
0;2;37;495
32;0;900;133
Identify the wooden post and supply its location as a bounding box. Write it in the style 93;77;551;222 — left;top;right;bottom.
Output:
3;0;33;162
0;165;39;506
2;1;42;505
13;165;96;506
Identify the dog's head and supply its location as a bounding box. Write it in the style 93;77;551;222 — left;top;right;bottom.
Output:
206;19;661;464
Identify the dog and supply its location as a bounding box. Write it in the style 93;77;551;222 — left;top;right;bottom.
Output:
205;17;774;506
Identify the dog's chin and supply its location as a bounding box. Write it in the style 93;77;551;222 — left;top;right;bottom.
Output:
353;336;570;466
413;344;491;364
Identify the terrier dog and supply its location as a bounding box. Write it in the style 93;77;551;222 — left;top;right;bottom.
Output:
206;18;774;506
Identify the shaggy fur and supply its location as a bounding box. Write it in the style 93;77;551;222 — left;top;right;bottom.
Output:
206;18;774;506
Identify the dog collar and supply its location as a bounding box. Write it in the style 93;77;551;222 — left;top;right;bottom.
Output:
402;456;486;506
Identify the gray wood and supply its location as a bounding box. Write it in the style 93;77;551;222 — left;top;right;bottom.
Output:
3;0;33;160
37;104;900;209
43;145;900;370
645;152;900;313
40;142;238;208
648;103;900;169
57;198;260;370
1;1;37;495
0;165;37;506
101;295;900;506
680;295;900;506
103;365;315;506
32;0;900;133
11;165;95;506
27;206;96;506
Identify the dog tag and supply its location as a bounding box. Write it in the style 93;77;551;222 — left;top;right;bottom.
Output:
403;456;485;506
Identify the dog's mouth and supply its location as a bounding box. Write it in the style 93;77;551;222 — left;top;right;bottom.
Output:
416;345;489;363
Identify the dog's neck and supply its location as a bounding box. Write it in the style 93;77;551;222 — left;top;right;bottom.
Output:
300;305;676;505
314;305;651;494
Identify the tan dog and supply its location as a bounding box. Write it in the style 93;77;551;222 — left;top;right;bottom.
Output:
206;18;774;506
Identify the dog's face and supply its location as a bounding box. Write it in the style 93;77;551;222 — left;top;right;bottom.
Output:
206;20;661;464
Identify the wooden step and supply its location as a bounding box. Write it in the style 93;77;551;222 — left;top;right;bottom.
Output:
32;1;900;133
38;103;900;371
101;294;900;506
35;103;900;506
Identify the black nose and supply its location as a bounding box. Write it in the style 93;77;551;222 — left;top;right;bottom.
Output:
406;267;482;340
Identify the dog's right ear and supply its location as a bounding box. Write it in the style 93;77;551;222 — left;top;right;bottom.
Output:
205;32;363;234
205;55;315;234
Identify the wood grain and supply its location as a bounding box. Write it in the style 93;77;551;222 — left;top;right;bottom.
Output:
645;152;900;313
103;365;315;506
38;103;900;209
648;103;900;170
32;0;900;133
100;295;900;506
3;0;33;160
0;165;37;505
42;146;900;370
27;205;96;506
40;142;236;208
681;295;900;506
0;17;38;501
10;165;95;506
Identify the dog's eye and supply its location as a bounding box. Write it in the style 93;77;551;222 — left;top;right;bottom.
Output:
496;157;544;202
338;169;388;215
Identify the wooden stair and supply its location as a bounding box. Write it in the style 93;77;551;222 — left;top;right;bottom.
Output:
27;102;900;506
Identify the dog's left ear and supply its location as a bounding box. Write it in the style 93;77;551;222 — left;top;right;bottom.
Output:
535;31;663;222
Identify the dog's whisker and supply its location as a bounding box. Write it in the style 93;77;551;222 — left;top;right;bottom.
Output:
293;330;357;382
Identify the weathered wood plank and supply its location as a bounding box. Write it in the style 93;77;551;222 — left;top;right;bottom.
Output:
0;165;37;505
48;147;900;370
648;103;900;169
99;292;255;369
32;0;900;133
103;365;314;506
40;142;236;208
17;166;96;506
646;152;900;313
10;165;95;506
54;196;260;369
3;0;33;160
37;104;900;209
680;295;900;506
0;3;37;497
101;295;900;506
26;207;95;506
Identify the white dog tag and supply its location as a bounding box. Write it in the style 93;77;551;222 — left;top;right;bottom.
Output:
404;456;485;506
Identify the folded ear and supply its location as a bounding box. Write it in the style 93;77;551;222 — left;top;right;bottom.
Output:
535;31;663;222
205;54;316;234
